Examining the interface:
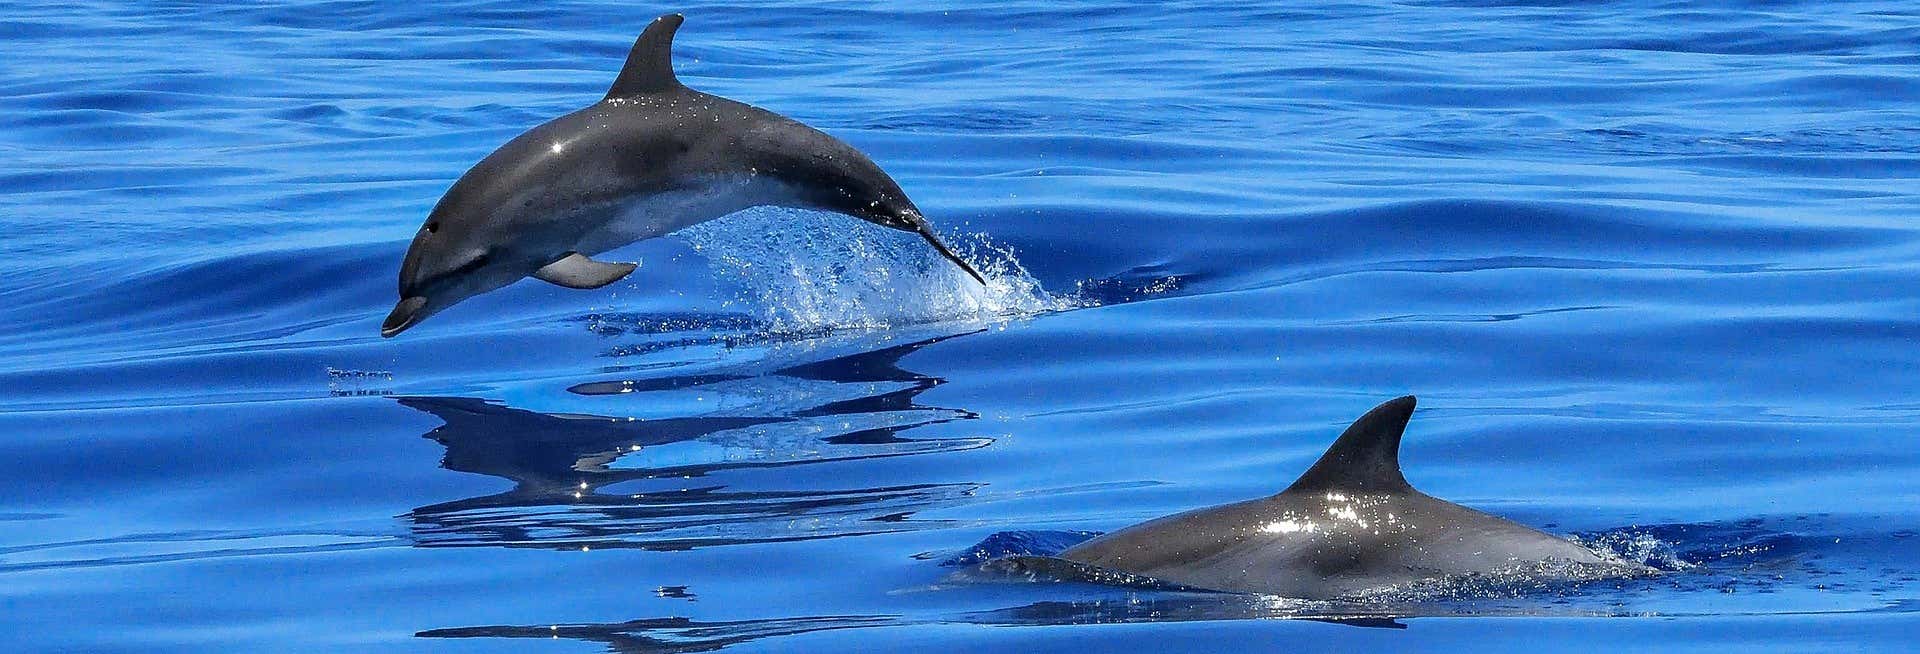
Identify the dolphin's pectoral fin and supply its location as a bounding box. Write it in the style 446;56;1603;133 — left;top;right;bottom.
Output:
533;253;638;290
605;14;685;99
1282;396;1418;494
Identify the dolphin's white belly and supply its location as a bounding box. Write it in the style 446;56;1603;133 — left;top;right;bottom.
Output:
574;175;800;256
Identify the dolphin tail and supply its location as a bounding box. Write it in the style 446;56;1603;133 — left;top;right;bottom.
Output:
899;216;986;284
917;227;987;285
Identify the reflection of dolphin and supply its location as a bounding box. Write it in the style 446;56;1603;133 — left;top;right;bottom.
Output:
773;331;980;443
398;396;785;498
383;14;983;337
420;615;897;654
418;592;1683;652
412;605;1401;653
397;331;990;550
1059;396;1650;598
571;330;983;444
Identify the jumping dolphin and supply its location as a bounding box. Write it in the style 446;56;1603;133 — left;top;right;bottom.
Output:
383;14;985;337
1059;396;1649;599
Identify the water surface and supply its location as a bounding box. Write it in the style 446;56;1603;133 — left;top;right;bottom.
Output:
2;1;1918;652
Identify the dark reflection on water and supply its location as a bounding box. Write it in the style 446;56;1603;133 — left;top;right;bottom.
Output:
423;593;1920;651
419;615;900;654
410;599;1490;651
420;590;1920;651
401;332;993;551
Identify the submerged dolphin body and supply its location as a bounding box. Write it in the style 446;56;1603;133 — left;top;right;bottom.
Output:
1060;396;1649;599
383;14;985;337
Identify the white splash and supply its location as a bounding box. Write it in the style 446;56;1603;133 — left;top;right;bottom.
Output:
677;207;1074;334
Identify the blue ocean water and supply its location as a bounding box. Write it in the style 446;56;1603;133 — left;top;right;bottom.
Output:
3;1;1918;651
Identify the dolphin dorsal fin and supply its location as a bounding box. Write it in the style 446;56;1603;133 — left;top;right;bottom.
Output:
605;14;685;99
1283;396;1417;494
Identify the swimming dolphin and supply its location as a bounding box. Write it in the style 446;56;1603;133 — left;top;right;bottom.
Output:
383;14;985;337
1059;396;1648;599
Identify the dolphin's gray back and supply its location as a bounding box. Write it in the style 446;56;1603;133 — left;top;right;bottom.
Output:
434;86;906;255
1061;489;1611;598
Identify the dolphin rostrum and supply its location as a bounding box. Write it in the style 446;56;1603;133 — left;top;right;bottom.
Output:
383;14;985;337
1059;396;1649;599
